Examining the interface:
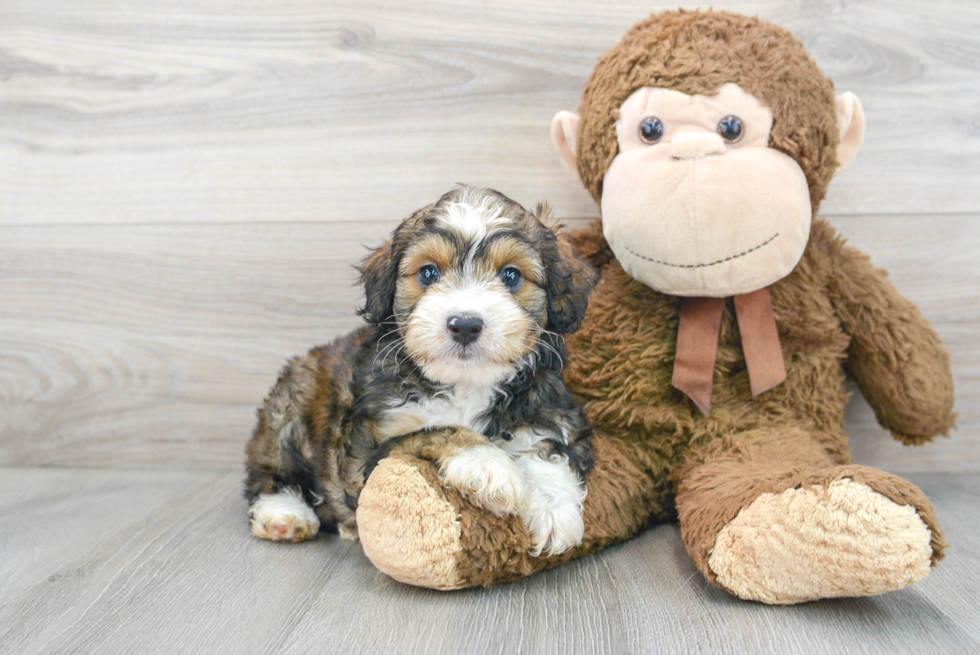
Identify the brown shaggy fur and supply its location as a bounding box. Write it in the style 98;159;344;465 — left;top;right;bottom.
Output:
355;10;956;596
575;9;839;211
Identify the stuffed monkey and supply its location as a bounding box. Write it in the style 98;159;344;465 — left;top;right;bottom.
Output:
355;10;956;603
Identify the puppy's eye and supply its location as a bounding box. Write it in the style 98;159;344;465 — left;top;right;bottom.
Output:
500;266;523;290
418;264;440;287
717;115;744;143
639;116;665;144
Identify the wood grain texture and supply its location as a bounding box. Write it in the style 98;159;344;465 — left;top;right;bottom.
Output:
2;215;976;471
2;2;978;651
1;1;977;471
1;0;979;227
0;468;977;654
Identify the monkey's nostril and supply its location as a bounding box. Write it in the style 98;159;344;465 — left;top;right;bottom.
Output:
447;315;484;347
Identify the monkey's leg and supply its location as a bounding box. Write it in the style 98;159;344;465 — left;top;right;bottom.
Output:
356;431;669;589
676;427;947;604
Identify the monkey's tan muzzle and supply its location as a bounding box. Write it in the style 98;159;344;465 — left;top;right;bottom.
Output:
669;132;726;160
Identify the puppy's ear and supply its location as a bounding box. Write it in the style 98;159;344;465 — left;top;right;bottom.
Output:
538;203;599;334
357;239;399;327
358;205;432;327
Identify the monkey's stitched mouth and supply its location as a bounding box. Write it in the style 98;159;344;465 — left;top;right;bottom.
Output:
625;233;779;269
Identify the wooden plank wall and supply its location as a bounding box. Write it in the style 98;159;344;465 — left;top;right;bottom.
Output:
2;0;978;472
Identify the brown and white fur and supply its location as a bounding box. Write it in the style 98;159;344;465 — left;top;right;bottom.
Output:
244;187;598;556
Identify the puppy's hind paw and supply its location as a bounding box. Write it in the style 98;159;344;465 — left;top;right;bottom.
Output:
440;445;526;515
339;517;359;542
249;489;320;542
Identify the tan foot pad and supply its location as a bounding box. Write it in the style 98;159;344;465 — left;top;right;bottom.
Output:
708;478;933;604
357;456;463;590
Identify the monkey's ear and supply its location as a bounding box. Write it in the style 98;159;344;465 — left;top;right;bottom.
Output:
551;111;582;175
357;239;398;327
835;92;865;172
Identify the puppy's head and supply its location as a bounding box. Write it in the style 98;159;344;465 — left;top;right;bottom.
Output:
358;186;598;385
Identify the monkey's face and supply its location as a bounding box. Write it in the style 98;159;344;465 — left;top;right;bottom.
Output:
551;11;867;297
600;83;811;297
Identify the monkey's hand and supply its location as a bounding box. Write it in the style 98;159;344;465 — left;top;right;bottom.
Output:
823;231;956;444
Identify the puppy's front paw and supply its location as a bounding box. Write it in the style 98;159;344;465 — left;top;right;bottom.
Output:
249;489;320;542
519;457;586;557
440;445;525;515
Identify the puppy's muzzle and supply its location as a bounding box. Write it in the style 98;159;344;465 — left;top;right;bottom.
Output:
447;315;484;347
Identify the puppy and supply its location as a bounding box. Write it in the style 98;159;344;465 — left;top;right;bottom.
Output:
244;186;598;556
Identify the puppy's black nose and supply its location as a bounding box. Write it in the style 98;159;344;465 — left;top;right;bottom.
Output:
447;315;483;347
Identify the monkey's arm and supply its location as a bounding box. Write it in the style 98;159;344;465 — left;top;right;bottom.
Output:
818;223;956;444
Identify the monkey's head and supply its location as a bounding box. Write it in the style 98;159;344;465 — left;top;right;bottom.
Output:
552;10;865;297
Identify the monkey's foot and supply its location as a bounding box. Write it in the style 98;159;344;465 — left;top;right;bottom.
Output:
358;455;466;589
708;470;942;604
357;453;552;589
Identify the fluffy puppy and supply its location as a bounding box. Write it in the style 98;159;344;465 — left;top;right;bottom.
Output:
244;186;599;556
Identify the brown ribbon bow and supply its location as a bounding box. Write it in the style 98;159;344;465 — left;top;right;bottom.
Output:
671;287;786;415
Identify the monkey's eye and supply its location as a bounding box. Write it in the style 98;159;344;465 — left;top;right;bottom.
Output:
717;115;744;143
418;264;441;287
638;116;665;144
500;266;523;290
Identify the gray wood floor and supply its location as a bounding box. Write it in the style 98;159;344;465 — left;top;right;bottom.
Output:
2;0;979;653
1;469;977;654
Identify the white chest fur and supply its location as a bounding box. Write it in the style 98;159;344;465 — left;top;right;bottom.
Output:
379;383;498;438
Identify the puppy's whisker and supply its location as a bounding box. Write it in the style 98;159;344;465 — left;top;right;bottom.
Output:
536;326;567;348
538;342;564;370
533;324;567;349
373;337;405;374
532;325;565;370
384;340;409;376
392;344;418;384
537;339;565;370
380;338;406;376
371;340;399;371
